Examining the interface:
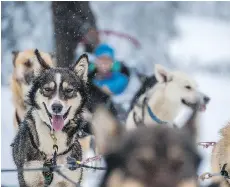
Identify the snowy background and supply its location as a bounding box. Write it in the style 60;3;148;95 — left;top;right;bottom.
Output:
2;1;230;186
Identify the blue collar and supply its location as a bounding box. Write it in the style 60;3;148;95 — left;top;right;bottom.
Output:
147;105;167;124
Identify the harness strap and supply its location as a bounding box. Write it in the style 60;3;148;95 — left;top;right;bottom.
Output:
43;159;54;186
221;163;230;184
133;96;167;126
28;129;47;159
28;128;76;159
200;164;230;183
133;97;147;126
25;104;85;186
142;97;147;122
146;104;167;124
133;111;143;127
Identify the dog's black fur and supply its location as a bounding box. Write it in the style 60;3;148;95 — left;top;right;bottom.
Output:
86;82;117;116
130;75;157;110
11;51;90;186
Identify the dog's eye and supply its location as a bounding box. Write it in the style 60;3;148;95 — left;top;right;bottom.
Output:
24;60;32;68
185;85;191;90
65;88;74;93
42;87;54;97
43;87;53;92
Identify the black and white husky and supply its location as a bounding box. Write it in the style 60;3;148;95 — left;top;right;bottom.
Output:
12;49;90;187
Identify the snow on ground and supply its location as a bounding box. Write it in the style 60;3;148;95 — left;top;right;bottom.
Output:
1;87;18;186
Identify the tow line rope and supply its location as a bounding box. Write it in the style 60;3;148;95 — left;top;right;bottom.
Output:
1;155;106;173
1;155;106;187
200;163;230;181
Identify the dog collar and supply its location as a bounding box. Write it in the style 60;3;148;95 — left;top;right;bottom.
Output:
147;104;167;124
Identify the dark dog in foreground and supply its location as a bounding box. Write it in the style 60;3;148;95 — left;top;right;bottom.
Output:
11;50;90;186
91;104;202;187
92;105;220;187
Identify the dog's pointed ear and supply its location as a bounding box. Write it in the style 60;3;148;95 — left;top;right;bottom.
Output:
32;49;51;76
72;54;89;82
155;64;172;83
91;105;123;155
34;49;51;69
12;51;19;67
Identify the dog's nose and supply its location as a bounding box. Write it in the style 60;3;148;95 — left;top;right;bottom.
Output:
204;96;210;104
52;103;63;114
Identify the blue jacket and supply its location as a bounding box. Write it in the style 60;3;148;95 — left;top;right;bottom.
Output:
93;72;129;95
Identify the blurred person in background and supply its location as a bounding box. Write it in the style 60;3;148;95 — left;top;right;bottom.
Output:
52;1;100;67
88;43;130;95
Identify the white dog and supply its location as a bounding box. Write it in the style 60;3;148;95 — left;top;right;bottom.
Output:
126;64;210;130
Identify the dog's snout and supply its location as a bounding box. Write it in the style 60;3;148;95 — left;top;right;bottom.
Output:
203;96;210;104
52;103;63;114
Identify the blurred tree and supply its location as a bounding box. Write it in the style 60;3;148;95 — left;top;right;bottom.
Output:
52;1;99;67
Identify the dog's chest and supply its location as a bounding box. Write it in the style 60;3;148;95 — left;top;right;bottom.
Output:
39;130;69;156
29;115;84;186
35;119;70;156
25;123;83;186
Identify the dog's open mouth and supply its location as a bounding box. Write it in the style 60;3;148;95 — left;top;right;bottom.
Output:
181;99;206;112
43;103;71;131
199;104;206;112
51;115;65;131
51;107;71;131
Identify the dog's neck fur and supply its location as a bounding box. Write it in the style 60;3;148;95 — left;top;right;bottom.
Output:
32;109;78;157
136;84;181;126
149;88;180;120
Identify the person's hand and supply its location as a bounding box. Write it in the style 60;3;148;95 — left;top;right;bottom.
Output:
101;85;112;95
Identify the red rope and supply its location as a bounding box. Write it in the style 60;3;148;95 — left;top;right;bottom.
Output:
197;142;216;148
100;30;141;48
81;142;216;166
80;142;216;166
81;29;141;49
82;155;103;164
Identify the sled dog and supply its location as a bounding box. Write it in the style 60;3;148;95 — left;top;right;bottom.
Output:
211;122;230;187
10;49;55;129
12;49;89;187
126;64;210;130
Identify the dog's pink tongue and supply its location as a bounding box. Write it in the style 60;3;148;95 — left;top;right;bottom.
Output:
52;115;64;131
200;105;206;112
